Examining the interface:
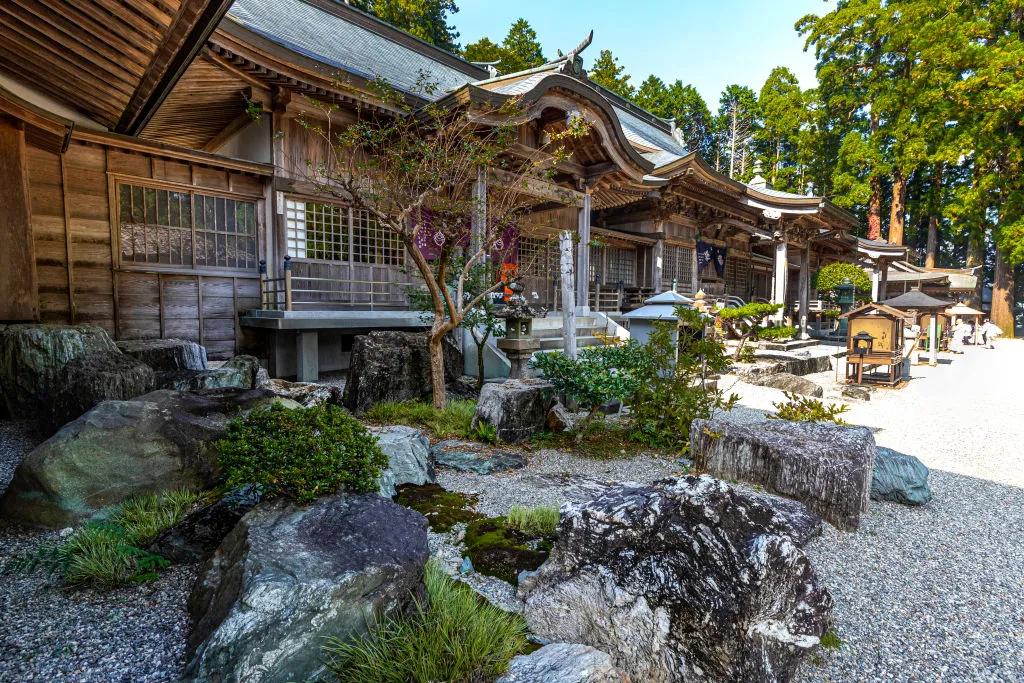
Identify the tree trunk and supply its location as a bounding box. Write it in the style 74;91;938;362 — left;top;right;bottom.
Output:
868;176;882;241
925;215;938;268
729;107;738;179
966;232;985;308
476;337;486;390
888;170;907;246
428;329;447;410
992;248;1015;338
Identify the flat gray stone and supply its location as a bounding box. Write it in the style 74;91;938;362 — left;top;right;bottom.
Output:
690;417;875;530
753;372;824;397
156;355;259;392
372;425;434;496
117;338;208;371
430;440;527;474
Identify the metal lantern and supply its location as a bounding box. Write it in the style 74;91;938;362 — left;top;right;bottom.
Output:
852;330;874;356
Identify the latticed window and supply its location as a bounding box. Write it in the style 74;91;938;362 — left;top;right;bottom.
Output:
353;209;404;265
519;237;558;277
726;258;750;298
589;244;602;283
118;183;256;270
605;247;635;285
662;245;694;290
285;199;347;261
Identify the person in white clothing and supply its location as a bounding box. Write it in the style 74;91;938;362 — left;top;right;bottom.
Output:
981;319;1003;349
949;320;969;353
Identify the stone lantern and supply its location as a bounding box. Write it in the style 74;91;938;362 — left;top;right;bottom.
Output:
496;281;543;379
835;278;856;339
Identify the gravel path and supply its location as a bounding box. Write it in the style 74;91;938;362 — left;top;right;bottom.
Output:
729;343;1024;682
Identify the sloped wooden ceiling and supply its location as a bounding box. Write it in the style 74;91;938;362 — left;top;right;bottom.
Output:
142;56;251;149
0;0;234;132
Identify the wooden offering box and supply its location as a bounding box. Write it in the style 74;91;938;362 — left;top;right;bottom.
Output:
841;303;907;385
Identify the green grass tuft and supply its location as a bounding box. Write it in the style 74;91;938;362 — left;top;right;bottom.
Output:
322;559;529;683
364;399;478;439
8;489;200;588
505;504;559;536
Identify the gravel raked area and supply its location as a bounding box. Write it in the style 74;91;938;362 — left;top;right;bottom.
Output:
0;421;196;683
719;343;1024;682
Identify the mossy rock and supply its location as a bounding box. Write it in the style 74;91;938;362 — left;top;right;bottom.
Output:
394;484;483;532
463;517;554;585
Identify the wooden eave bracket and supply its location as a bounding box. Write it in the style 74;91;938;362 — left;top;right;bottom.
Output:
0;86;74;154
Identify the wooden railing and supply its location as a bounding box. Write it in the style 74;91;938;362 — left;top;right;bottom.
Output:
259;256;409;311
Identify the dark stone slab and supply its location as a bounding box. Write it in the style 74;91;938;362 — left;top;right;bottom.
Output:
430;440;527;474
871;447;933;506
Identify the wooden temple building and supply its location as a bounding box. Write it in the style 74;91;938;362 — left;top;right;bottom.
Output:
0;0;864;375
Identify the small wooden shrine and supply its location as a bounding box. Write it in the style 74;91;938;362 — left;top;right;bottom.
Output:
840;303;908;385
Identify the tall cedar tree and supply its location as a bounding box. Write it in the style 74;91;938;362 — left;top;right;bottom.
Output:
716;85;759;180
353;0;460;52
462;18;544;76
757;67;808;192
588;49;635;99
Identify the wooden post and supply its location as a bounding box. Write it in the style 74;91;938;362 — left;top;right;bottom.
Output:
560;230;577;359
470;167;486;260
575;193;591;315
652;238;664;293
929;314;938;366
259;259;268;308
0;118;39;321
798;242;810;339
772;230;788;322
878;259;889;302
283;254;293;311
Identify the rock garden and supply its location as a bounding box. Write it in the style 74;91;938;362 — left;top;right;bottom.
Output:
1;322;1021;682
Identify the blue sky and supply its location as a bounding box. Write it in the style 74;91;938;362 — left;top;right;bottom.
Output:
453;0;834;112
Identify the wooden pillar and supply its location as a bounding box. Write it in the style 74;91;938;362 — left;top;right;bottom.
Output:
0;117;39;321
690;247;699;295
575;193;591;315
560;230;577;359
772;230;788;322
928;314;938;366
871;268;880;302
652;236;665;293
878;259;890;302
470;167;487;261
798;242;810;339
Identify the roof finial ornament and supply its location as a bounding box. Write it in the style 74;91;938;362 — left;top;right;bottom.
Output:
470;60;501;78
558;30;594;78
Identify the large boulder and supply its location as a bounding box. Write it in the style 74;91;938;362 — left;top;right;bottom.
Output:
871;447;933;506
0;388;274;527
752;372;824;397
496;643;626;683
690;417;875;530
147;486;262;564
0;324;118;420
259;378;342;407
470;379;554;444
184;494;429;683
117;338;208;371
343;331;462;414
372;426;434;497
50;352;155;429
156;355;260;392
518;475;833;683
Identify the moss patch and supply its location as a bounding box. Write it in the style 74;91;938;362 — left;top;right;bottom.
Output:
463;517;555;585
394;484;483;532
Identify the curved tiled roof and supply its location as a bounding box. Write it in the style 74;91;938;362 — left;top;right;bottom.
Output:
225;0;484;99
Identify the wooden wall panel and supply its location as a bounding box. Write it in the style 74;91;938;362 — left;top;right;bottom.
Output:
25;137;265;356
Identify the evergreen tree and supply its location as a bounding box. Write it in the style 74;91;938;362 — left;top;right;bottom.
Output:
501;18;545;73
757;66;807;192
664;82;715;158
588;49;635;99
354;0;460;53
715;85;759;180
635;75;669;116
462;37;503;66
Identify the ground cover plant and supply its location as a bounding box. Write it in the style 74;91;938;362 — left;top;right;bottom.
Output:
529;420;655;459
364;399;478;440
770;391;851;425
8;489;200;588
217;403;387;502
393;484;484;532
463;515;555;585
322;559;530;683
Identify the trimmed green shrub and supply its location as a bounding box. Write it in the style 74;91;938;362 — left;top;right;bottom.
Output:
322;559;529;683
9;489;200;588
364;399;477;439
760;325;798;341
813;262;871;294
506;504;559;536
718;302;785;360
217;404;387;502
769;392;851;425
